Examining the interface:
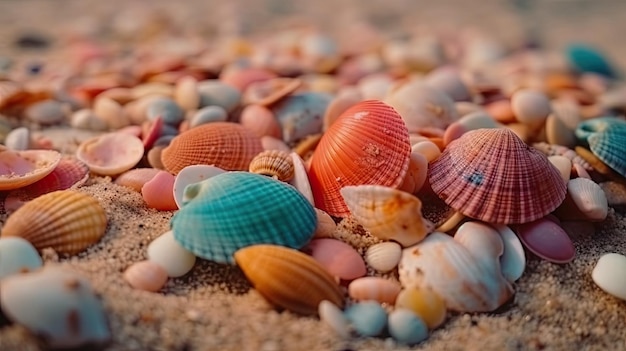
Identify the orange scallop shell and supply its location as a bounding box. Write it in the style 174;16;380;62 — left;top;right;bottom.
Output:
428;128;567;224
161;122;263;174
308;100;411;217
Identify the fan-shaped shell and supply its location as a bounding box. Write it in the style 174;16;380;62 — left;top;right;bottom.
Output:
0;148;61;191
428;128;567;224
234;244;344;315
575;117;626;144
171;172;317;263
249;150;294;182
161;122;263;174
1;190;107;255
76;132;144;176
587;123;626;177
308;100;411;217
340;185;433;247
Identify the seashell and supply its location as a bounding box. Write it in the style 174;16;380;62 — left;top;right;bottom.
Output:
93;96;129;129
545;114;577;148
323;89;362;132
308;100;411;217
234;244;344;315
239;104;282;139
492;224;526;283
271;92;332;143
364;241;402;273
5;127;30;150
243;78;302;106
399;152;428;194
189;105;228;128
575;116;626;144
511;89;551;130
318;300;351;338
428;128;567;224
586;122;626;177
305;238;366;281
0;237;42;279
357;73;393;101
344;301;387;337
1;190;107;255
141;116;164;150
70;109;109;131
293;133;322;159
173;164;225;208
288;152;313;205
384;81;458;132
555;178;608;222
514;217;575;264
453;221;504;268
532;142;592;171
123;260;168;292
592;253;626;300
0;266;110;348
76;132;144;176
412;140;441;163
341;185;433;247
348;277;402;305
147;97;185;127
147;230;196;278
551;98;582;131
388;309;429;345
424;66;472;102
313;208;336;239
172;172;316;263
399;232;514;312
197;79;241;113
161;122;263;174
23;99;69;125
261;136;291;152
174;76;200;111
395;287;446;329
249;150;294;182
575;146;623;181
0;148;61;191
548;155;572;184
443;111;499;146
142;170;178;211
220;67;277;92
566;43;618;78
114;168;160;192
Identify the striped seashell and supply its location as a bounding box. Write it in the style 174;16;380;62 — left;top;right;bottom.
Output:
308;100;411;217
171;172;316;263
364;241;402;273
555;178;608;222
234;244;344;315
249;150;294;182
532;142;592;171
429;128;567;224
161;122;263;175
575;117;626;144
114;168;161;192
587;122;626;177
341;185;433;247
1;190;107;255
76;133;144;176
399;232;514;312
0;148;61;191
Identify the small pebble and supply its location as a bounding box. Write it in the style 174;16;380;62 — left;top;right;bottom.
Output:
592;253;626;300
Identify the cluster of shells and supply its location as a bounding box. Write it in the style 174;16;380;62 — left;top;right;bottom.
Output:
1;23;626;347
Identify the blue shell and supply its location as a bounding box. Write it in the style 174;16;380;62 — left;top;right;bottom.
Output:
388;309;429;345
344;301;388;337
171;172;317;264
575;117;626;145
588;123;626;177
566;44;619;78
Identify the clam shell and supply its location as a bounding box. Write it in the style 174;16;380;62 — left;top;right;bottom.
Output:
340;185;433;247
428;128;567;224
399;232;514;312
308;100;411;217
453;221;504;267
248;149;294;182
234;244;344;315
575;117;626;144
123;260;169;292
171;172;316;263
0;148;61;191
161;122;263;174
76;132;144;176
173;164;226;208
114;168;161;192
1;190;107;255
559;178;608;222
348;276;402;305
364;241;402;273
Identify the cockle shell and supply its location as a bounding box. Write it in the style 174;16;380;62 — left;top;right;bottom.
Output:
0;147;61;191
248;149;294;182
114;168;160;192
1;190;107;255
575;117;626;144
123;260;169;292
428;128;567;224
348;277;402;305
234;244;344;315
0;266;110;348
340;185;433;247
173;164;226;208
308;100;411;217
161;122;263;174
586;122;626;177
171;172;316;263
76;132;144;176
364;241;402;273
555;178;608;222
399;232;514;312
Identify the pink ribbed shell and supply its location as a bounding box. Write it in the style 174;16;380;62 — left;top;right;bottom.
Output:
428;128;567;224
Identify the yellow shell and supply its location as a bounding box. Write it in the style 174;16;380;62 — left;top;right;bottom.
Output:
234;244;344;315
1;190;107;255
248;150;294;182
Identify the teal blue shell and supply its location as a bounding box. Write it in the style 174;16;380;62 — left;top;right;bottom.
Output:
587;123;626;177
575;117;626;145
171;171;317;264
566;44;619;79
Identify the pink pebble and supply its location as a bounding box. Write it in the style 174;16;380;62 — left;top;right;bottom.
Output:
305;238;366;281
515;217;575;264
142;170;178;211
123;260;169;292
348;277;402;305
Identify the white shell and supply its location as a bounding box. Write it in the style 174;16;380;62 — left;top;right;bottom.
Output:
76;133;144;176
387;309;429;345
173;165;226;208
364;242;402;273
399;232;514;312
0;237;42;279
318;300;351;338
147;230;197;278
493;224;526;283
568;178;608;222
0;266;110;348
289;152;314;205
592;253;626;300
453;221;504;267
5;127;30;151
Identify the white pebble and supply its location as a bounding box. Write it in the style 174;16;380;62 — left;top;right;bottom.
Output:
592;253;626;300
147;230;196;277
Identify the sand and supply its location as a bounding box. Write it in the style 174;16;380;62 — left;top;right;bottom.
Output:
1;0;626;350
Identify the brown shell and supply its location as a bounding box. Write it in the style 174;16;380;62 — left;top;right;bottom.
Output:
248;150;294;182
234;244;344;315
161;122;263;174
1;190;107;255
428;128;567;224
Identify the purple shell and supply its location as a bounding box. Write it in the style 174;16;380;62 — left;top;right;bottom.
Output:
514;218;575;264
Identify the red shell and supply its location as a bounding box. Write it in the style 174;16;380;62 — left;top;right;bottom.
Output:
428;128;567;224
308;100;411;217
